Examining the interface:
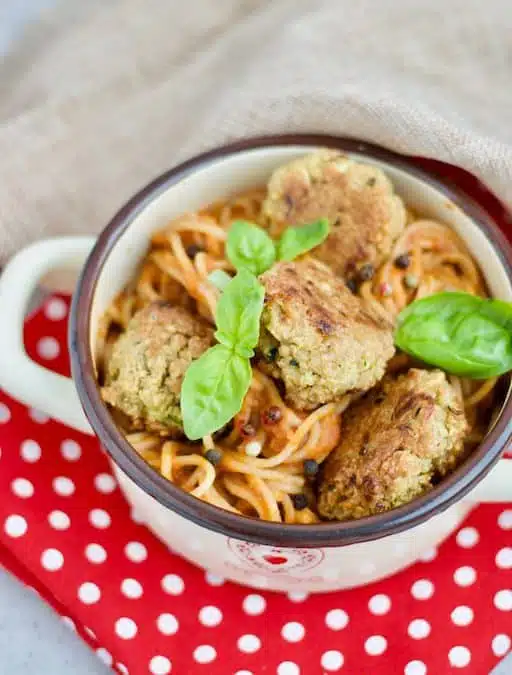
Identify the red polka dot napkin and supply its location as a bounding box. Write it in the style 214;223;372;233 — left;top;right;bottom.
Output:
0;162;511;675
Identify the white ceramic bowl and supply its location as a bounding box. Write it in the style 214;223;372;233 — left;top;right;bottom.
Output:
1;135;511;593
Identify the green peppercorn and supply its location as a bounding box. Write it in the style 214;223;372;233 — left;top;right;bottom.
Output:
358;264;375;282
346;277;358;294
404;273;419;289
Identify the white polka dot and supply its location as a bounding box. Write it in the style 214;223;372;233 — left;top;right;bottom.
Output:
321;650;344;671
157;613;179;635
496;547;512;569
193;645;216;664
85;544;107;564
20;439;41;462
492;634;511;657
60;439;81;461
94;473;116;493
456;527;479;548
408;619;431;639
41;548;64;571
448;646;471;668
364;635;387;656
450;606;474;626
494;589;512;611
117;664;129;675
198;605;222;627
11;478;34;498
277;662;300;675
243;594;266;616
96;648;113;666
411;579;434;600
237;634;261;653
404;661;427;675
162;574;184;595
115;617;138;640
418;547;437;562
498;510;512;530
48;510;70;530
90;509;111;529
149;656;172;675
453;566;477;587
325;608;349;630
368;594;391;615
45;298;68;321
78;582;101;604
205;572;225;586
120;578;143;599
287;591;308;602
235;672;253;675
0;402;11;423
37;336;60;359
53;476;75;497
281;622;305;642
4;514;27;537
29;408;49;423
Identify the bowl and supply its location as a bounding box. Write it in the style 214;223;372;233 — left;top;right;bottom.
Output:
1;135;511;592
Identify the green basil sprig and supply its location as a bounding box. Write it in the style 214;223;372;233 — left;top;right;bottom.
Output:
226;218;329;275
181;269;264;440
395;292;512;378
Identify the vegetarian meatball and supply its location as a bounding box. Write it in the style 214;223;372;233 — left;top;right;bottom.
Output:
258;259;395;410
317;368;468;520
102;303;214;434
263;149;406;278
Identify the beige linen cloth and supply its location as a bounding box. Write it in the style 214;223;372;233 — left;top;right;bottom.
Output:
0;0;511;263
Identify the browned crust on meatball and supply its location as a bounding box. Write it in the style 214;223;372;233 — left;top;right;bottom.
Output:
317;369;468;520
258;259;395;410
263;149;406;278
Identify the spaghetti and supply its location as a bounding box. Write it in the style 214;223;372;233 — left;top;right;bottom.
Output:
98;187;497;523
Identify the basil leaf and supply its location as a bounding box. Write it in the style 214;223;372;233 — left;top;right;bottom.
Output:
214;269;265;357
226;220;276;275
277;218;330;262
207;269;232;291
395;292;512;378
181;344;252;440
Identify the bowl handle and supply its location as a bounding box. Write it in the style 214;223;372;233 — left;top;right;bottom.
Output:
465;458;512;502
0;237;96;434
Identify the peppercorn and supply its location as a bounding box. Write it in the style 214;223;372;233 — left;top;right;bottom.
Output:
358;263;375;282
404;273;419;289
289;358;299;367
394;253;410;269
303;459;319;477
262;406;282;425
291;493;308;510
185;244;204;259
205;449;222;466
240;422;256;437
346;277;358;294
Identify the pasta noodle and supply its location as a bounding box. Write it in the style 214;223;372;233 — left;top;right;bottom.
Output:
98;189;497;523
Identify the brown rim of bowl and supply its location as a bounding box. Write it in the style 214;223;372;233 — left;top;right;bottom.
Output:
69;134;512;548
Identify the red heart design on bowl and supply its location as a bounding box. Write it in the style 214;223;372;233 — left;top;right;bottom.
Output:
263;555;288;565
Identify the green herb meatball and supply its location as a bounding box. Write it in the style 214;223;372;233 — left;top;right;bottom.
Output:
258;259;395;410
317;368;468;520
102;303;214;434
263;149;406;278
